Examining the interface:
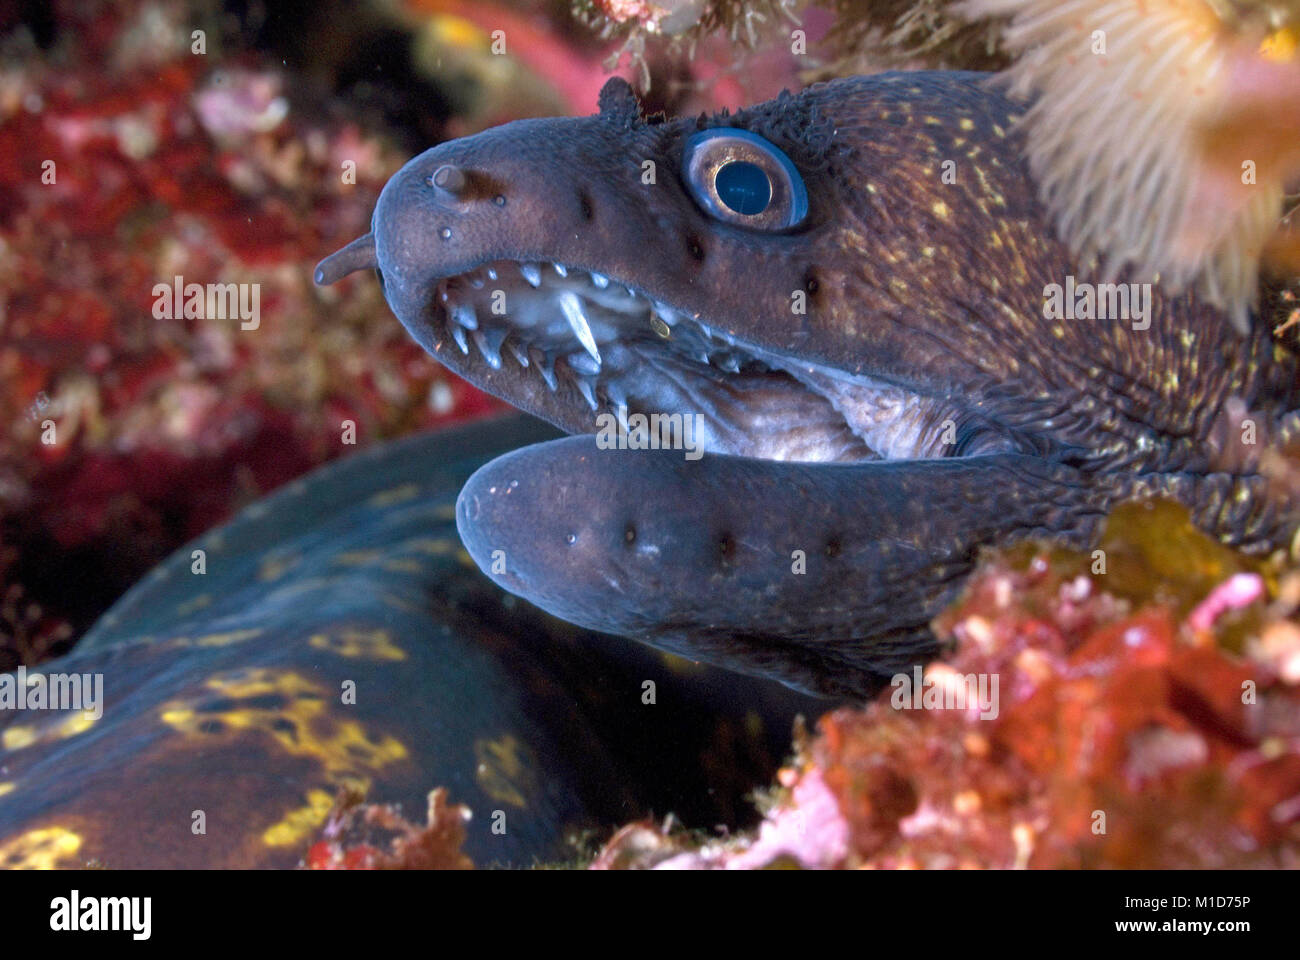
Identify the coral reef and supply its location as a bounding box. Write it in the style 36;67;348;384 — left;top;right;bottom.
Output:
0;0;515;670
594;501;1300;868
306;786;474;870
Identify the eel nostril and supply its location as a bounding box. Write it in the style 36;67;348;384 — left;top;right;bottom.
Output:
578;191;594;221
430;164;469;198
718;533;734;563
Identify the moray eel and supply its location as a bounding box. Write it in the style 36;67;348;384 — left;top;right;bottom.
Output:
0;417;815;868
4;69;1297;869
317;72;1300;698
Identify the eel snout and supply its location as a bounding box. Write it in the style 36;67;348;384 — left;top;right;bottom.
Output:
456;434;1107;697
314;232;377;284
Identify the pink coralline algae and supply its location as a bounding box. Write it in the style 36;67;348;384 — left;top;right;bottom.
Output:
0;1;505;668
593;502;1300;869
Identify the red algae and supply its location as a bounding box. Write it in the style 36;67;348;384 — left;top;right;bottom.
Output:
595;500;1300;869
0;0;506;666
306;787;474;870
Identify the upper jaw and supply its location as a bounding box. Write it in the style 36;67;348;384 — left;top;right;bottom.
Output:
355;132;968;464
394;252;824;450
384;250;970;465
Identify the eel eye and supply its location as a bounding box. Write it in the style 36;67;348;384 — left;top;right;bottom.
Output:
682;129;808;231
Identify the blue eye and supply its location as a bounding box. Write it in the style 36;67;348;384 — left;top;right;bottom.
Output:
715;161;771;215
682;129;808;231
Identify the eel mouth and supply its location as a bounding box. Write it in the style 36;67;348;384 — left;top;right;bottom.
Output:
426;257;968;464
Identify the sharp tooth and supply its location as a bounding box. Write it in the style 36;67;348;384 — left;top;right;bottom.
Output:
507;341;530;367
719;355;741;373
553;263;568;278
531;348;558;391
559;291;601;365
440;289;449;303
450;303;478;330
470;276;485;289
606;382;627;410
452;325;469;354
520;263;542;287
472;328;504;369
590;272;609;289
577;377;598;410
487;267;498;281
568;351;601;376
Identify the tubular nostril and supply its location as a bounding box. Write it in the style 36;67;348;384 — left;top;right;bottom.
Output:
430;164;468;198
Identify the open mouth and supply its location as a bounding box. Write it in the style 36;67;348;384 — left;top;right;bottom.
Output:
431;259;969;464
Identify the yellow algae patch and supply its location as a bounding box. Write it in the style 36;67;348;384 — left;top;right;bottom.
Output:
0;781;14;797
159;669;408;782
659;651;706;675
931;201;950;220
429;13;488;51
474;735;536;809
2;725;38;751
262;789;336;847
0;826;82;869
378;591;419;614
434;502;458;521
194;628;263;648
2;708;98;753
333;549;383;567
367;483;420;508
1261;26;1296;60
309;628;407;661
258;551;301;582
264;578;337;605
399;536;456;556
176;593;212;616
380;558;424;574
58;711;97;739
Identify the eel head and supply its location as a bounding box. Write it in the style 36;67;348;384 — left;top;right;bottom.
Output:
316;73;1286;696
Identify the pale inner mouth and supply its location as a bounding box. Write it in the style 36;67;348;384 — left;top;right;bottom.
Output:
434;259;961;463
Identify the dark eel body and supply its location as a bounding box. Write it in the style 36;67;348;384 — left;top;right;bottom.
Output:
0;417;817;867
2;70;1298;867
